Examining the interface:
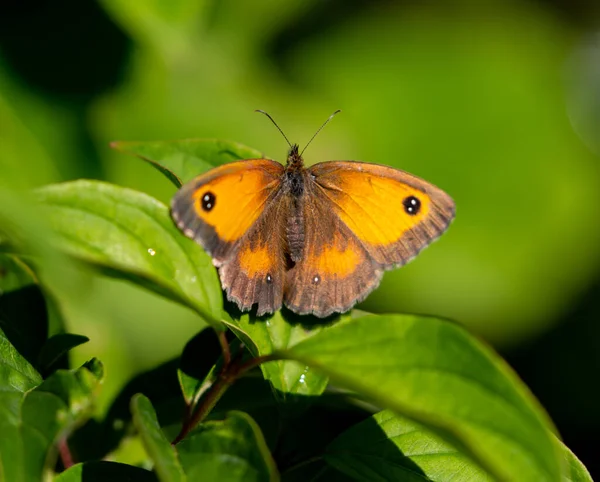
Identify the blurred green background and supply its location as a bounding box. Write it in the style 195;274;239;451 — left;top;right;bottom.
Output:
1;0;599;477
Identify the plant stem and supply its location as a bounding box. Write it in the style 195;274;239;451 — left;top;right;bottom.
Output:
58;437;74;469
171;353;276;445
217;330;231;367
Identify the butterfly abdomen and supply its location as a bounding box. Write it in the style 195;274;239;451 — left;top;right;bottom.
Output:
286;201;305;263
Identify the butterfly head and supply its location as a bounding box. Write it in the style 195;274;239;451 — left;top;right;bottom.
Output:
286;144;304;170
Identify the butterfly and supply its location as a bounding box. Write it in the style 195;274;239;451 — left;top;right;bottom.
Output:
171;112;455;318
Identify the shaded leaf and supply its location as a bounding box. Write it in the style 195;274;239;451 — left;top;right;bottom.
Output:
55;461;158;482
0;253;48;367
112;139;264;187
283;314;563;481
326;409;492;481
22;359;103;470
0;330;102;482
274;391;372;476
35;180;223;328
0;327;43;482
38;333;89;376
177;328;224;406
72;358;184;462
131;394;186;482
176;411;278;482
210;376;281;452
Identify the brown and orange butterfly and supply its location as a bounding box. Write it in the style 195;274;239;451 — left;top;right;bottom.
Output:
171;112;455;318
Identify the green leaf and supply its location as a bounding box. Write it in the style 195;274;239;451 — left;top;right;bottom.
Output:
275;391;374;477
71;358;184;463
35;180;224;328
177;328;224;406
325;409;492;481
131;394;186;482
225;311;330;398
0;253;48;368
0;188;91;317
55;461;158;482
283;314;563;481
0;327;43;482
112;139;264;187
0;328;102;482
38;334;89;376
22;359;103;464
559;440;593;482
176;411;278;482
209;377;281;452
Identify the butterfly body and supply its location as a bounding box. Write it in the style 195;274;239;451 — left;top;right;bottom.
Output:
171;145;455;318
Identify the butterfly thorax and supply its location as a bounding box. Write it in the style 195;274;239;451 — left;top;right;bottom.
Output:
283;144;309;262
284;144;306;198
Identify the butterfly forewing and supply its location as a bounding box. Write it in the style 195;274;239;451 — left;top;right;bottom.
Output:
171;159;284;265
309;161;455;268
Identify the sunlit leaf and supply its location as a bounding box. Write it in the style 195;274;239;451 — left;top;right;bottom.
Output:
282;314;563;481
131;394;185;482
226;311;331;398
35;180;223;328
112;139;264;187
326;409;492;481
559;440;593;482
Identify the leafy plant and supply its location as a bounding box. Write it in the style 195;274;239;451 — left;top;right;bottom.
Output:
0;140;592;481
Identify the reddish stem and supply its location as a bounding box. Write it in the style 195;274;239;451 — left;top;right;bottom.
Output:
217;330;231;368
58;437;74;469
172;353;275;445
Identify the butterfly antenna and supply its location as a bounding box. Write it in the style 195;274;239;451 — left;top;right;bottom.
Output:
301;109;341;156
255;110;292;149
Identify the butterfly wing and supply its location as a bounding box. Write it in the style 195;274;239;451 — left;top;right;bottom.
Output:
284;184;382;317
218;190;290;316
308;161;455;268
171;159;289;315
171;159;284;264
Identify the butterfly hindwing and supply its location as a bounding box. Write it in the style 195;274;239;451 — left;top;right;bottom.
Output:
309;161;455;268
219;191;289;316
284;185;382;317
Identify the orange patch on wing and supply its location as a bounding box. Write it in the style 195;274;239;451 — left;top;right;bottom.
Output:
308;236;363;278
319;172;430;246
192;168;278;242
238;244;274;277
